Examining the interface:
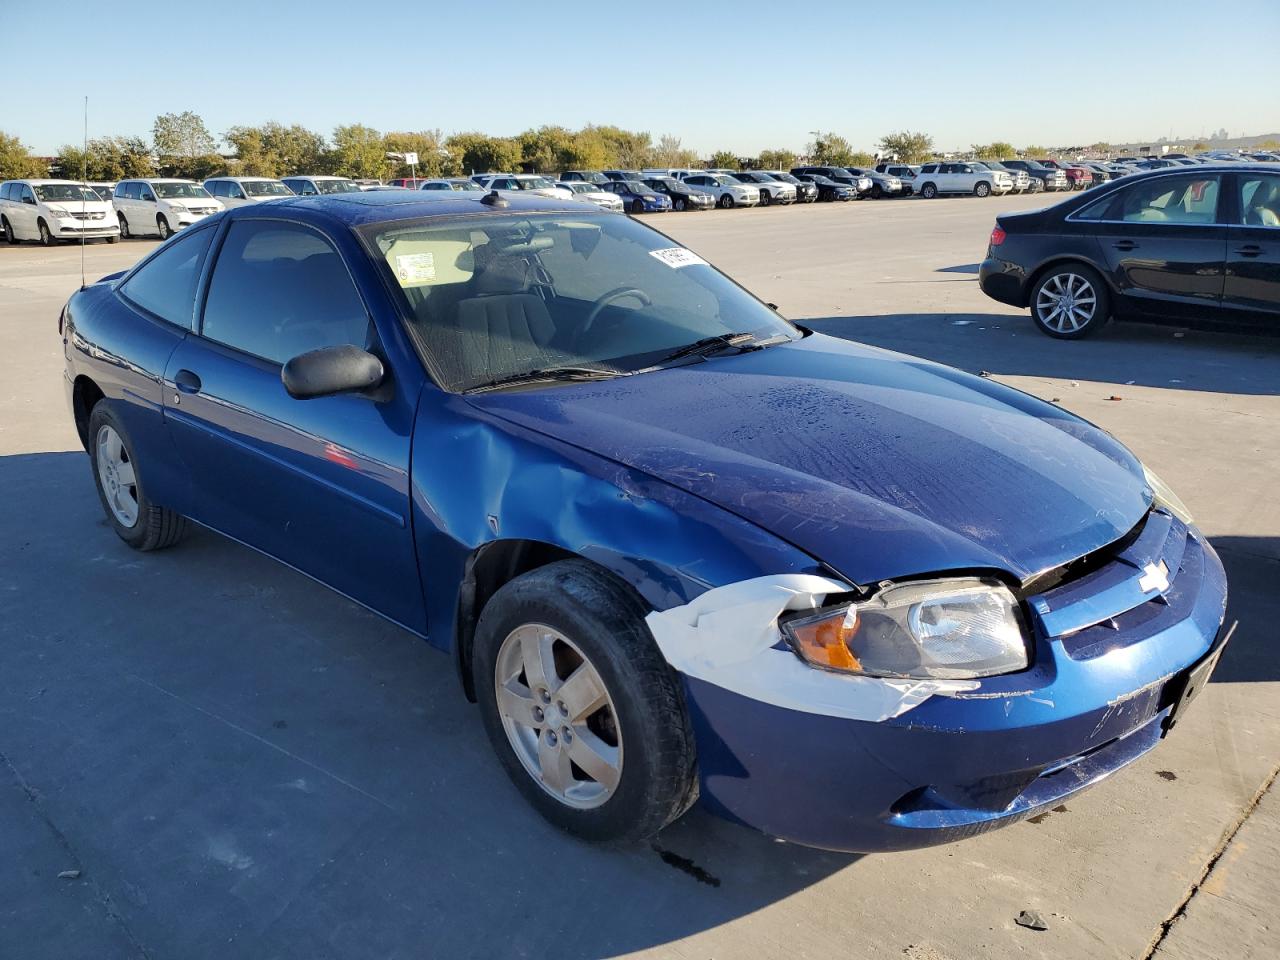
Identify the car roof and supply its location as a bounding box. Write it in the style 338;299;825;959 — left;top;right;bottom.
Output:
237;191;595;229
285;175;350;180
4;178;94;185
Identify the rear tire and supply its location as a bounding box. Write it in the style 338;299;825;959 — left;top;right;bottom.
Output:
920;182;938;199
474;560;698;844
974;181;991;198
87;404;189;551
1030;264;1110;339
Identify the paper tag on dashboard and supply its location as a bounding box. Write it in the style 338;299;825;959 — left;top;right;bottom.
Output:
394;252;436;285
649;247;707;269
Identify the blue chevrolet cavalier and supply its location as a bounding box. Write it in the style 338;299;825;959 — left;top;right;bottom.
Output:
61;190;1229;851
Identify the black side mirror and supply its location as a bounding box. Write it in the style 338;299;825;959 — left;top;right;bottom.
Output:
282;344;384;400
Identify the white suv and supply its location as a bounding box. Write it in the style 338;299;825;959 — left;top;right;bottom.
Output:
0;179;119;245
680;173;760;208
113;179;223;239
914;162;1013;199
203;176;293;208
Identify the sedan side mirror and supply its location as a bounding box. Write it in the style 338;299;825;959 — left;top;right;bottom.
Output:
282;344;384;400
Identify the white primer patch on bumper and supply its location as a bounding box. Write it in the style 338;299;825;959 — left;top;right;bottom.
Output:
645;574;978;722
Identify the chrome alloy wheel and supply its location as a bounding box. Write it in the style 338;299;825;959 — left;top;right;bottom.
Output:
96;424;139;527
1036;272;1097;334
494;623;623;809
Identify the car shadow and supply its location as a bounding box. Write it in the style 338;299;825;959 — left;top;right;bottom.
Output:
935;263;981;274
1;450;856;960
1208;536;1280;684
809;313;1280;396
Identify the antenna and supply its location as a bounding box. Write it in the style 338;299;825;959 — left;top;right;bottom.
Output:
80;95;87;290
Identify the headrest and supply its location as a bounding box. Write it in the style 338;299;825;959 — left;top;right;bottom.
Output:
472;254;533;295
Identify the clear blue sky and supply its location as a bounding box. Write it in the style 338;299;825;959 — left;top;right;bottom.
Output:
7;0;1278;156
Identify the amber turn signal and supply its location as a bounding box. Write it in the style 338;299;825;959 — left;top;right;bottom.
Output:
786;606;860;671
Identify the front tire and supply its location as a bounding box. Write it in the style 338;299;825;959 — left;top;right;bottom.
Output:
673;197;686;211
718;193;734;209
118;214;130;239
974;181;991;198
1030;264;1110;339
920;182;938;199
157;215;172;240
870;184;884;199
1;217;14;244
87;404;189;550
759;190;771;207
38;219;55;246
474;560;697;844
630;199;644;215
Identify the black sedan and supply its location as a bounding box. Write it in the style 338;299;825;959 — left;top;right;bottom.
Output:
791;173;854;202
641;176;715;211
979;164;1280;338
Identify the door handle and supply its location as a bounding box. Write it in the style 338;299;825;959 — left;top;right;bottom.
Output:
1234;244;1263;258
173;369;202;394
1112;240;1138;251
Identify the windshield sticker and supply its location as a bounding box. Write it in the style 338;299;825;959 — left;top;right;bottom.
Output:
649;247;707;269
394;252;436;286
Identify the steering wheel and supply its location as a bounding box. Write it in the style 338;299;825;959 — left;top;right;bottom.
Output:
581;286;652;338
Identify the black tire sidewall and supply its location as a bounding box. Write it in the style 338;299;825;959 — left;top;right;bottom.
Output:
118;215;129;239
1030;264;1110;339
473;561;694;843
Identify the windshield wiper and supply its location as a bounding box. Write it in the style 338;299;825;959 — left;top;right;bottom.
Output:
655;332;760;365
464;365;624;394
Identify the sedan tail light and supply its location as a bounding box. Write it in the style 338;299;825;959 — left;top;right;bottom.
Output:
989;225;1006;246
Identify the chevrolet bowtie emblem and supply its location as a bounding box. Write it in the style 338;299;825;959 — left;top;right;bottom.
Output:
1138;561;1170;594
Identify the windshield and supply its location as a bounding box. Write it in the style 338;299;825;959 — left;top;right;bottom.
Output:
733;173;759;183
647;178;679;190
516;177;555;190
153;182;212;199
244;180;292;197
771;173;800;184
710;175;737;186
313;178;360;194
564;183;595;194
34;184;102;202
450;180;481;191
369;212;796;392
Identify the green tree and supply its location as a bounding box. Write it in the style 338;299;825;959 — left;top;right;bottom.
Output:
708;150;740;170
0;130;47;179
1090;142;1113;155
562;129;614;171
517;125;579;173
445;132;522;175
877;130;933;163
383;130;446;177
583;125;652;169
54;136;154;181
328;124;385;178
757;148;797;171
162;154;227;179
807;131;856;166
153;111;215;159
1023;144;1048;158
225;123;327;177
651;134;699;169
848;151;875;168
972;141;1016;160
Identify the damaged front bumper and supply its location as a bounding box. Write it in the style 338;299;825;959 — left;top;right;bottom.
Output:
663;516;1229;852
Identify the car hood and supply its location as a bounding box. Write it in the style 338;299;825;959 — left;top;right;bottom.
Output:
468;333;1151;586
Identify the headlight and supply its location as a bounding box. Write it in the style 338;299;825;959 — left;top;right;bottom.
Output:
1142;465;1193;525
782;577;1029;680
47;207;70;218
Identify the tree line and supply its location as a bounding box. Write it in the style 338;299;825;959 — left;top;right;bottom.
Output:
1;112;1187;184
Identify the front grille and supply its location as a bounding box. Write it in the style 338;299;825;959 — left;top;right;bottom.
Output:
1027;509;1197;659
69;212;105;221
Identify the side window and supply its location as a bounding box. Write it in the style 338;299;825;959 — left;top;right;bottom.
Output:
228;183;246;199
139;184;156;202
1119;175;1221;224
1073;193;1118;222
205;181;224;197
1239;174;1280;228
119;227;215;328
0;183;10;201
20;185;36;203
921;164;936;174
201;220;371;365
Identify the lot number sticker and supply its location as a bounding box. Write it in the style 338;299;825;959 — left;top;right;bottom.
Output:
649;247;707;269
394;252;436;286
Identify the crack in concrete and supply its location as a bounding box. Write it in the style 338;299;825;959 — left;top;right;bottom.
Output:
0;748;152;959
1142;761;1280;959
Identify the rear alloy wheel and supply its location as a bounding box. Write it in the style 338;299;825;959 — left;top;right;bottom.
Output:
718;193;734;209
920;182;938;199
1030;265;1110;339
88;404;188;550
157;215;172;240
475;560;697;843
38;219;54;246
974;181;991;198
